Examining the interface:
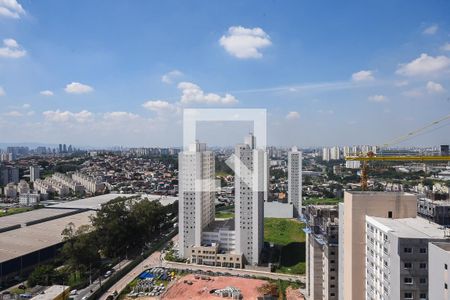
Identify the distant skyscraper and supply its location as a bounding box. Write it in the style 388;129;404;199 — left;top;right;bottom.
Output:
30;165;40;182
343;146;350;157
288;146;302;217
441;145;449;156
330;146;340;160
58;144;63;154
323;147;331;161
235;134;266;265
63;144;67;153
178;141;215;258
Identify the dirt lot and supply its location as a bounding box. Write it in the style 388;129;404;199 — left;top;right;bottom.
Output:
162;274;269;299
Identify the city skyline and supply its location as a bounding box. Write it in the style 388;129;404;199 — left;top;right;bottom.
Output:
1;1;449;146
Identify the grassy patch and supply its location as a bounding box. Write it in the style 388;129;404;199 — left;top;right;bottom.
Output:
264;218;306;275
0;207;33;217
215;211;234;219
303;198;342;206
264;218;305;246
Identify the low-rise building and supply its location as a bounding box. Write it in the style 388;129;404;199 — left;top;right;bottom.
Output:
19;193;40;206
189;243;243;268
417;197;450;225
3;183;17;199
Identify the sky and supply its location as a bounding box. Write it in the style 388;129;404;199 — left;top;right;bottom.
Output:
0;0;449;148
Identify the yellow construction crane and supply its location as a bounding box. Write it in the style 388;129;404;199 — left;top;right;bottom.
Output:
345;113;450;190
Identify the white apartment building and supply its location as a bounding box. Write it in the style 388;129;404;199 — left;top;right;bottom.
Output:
234;134;266;265
17;179;30;194
52;173;85;193
30;165;40;182
429;242;450;300
72;172;104;194
365;216;450;300
330;146;340;160
178;142;215;258
33;179;53;195
19;193;40;206
343;146;351;157
3;183;17;199
288;146;302;217
323;147;331;161
345;160;361;169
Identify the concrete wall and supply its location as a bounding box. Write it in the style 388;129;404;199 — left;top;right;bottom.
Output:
429;242;450;300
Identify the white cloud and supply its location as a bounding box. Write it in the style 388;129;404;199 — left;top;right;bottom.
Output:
352;70;374;81
402;89;423;98
178;82;238;105
64;82;94;94
22;103;30;109
286;111;300;120
426;81;445;93
396;53;450;76
394;80;409;87
0;38;26;58
368;94;388;103
441;42;450;52
4;110;22;117
219;26;272;59
103;111;139;121
0;86;5;96
161;70;183;84
142;100;176;112
40;90;54;96
0;0;25;19
43;110;93;123
423;24;438;35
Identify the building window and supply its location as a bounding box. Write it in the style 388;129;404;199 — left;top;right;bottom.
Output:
419;278;427;284
445;283;448;289
404;262;412;269
419;263;427;269
404;247;412;253
388;211;393;218
404;292;413;299
445;264;448;270
404;277;413;284
419;248;427;254
419;293;427;299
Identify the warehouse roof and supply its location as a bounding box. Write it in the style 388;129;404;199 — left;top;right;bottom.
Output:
0;211;94;263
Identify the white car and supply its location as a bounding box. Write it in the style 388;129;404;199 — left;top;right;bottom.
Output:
69;289;78;295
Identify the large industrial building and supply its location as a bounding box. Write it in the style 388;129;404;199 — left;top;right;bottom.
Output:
0;193;175;283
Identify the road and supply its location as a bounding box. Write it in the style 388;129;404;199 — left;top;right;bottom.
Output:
162;261;305;282
74;259;132;300
98;235;176;300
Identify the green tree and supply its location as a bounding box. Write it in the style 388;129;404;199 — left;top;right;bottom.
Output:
28;265;58;287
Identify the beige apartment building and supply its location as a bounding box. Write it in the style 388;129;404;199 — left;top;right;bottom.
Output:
189;244;243;268
338;191;417;300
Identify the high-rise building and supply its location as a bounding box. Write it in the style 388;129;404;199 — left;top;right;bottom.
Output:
63;144;67;153
441;145;450;156
288;146;302;217
429;242;450;300
234;134;266;265
178;141;215;258
343;146;350;157
305;205;339;300
58;144;63;154
323;147;331;161
0;165;19;186
330;146;340;160
365;216;449;300
338;191;417;300
30;165;40;182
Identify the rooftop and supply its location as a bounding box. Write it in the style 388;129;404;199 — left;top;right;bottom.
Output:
0;208;78;231
0;211;94;263
30;285;69;300
432;242;450;252
367;216;450;239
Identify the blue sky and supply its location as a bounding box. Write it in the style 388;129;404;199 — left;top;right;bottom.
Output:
0;0;449;147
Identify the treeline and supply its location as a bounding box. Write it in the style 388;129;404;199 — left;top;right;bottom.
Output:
27;197;178;288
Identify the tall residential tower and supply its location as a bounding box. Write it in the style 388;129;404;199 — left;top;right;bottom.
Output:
178;141;215;258
288;146;302;216
234;134;266;265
